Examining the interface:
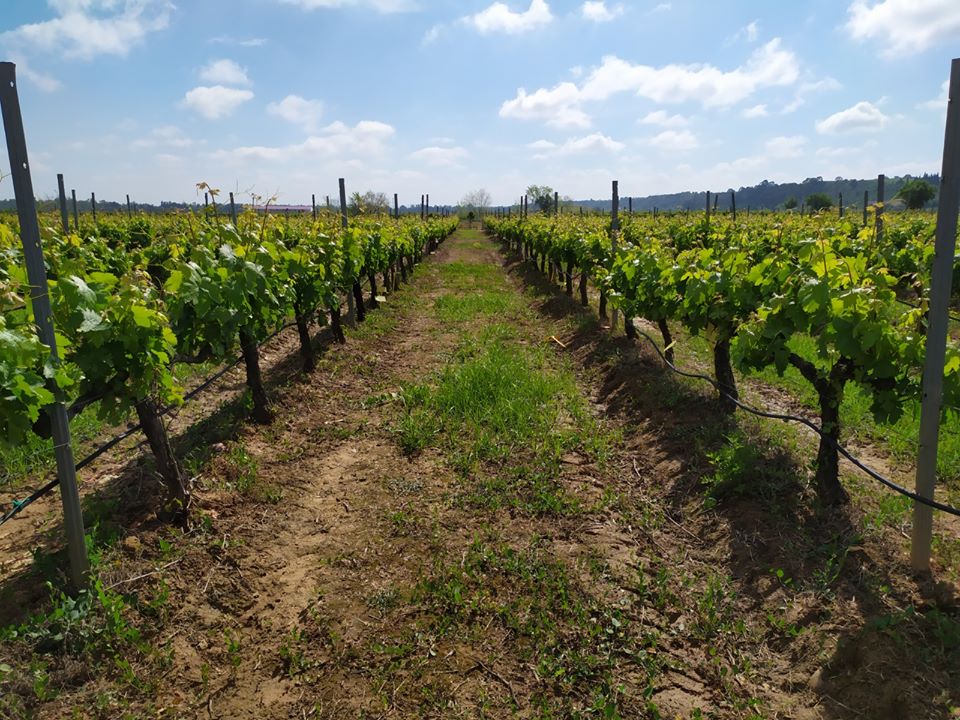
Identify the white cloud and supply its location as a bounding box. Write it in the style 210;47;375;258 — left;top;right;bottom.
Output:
1;0;173;60
648;2;671;13
267;95;324;131
764;135;806;157
846;0;960;56
8;54;61;92
500;39;800;128
200;59;250;86
410;146;469;167
647;129;699;151
782;76;842;113
463;0;553;34
132;125;194;149
183;86;255;120
276;0;419;12
532;132;624;158
213;120;395;161
639;110;690;128
499;82;591;128
581;1;624;23
209;36;267;47
422;24;443;44
919;79;949;111
726;19;759;44
815;101;888;134
742;104;768;118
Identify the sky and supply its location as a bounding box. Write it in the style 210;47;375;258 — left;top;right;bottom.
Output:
0;0;957;206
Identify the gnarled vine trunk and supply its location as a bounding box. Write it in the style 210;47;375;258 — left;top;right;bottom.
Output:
135;398;189;519
713;338;738;414
657;318;674;364
239;329;273;424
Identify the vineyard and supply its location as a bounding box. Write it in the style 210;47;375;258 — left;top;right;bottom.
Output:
2;42;960;716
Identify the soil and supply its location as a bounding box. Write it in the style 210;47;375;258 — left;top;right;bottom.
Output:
1;226;959;719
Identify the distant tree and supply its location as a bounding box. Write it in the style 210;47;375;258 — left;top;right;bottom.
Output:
806;192;834;211
349;190;389;215
896;179;937;210
526;184;555;214
460;189;492;214
784;196;798;210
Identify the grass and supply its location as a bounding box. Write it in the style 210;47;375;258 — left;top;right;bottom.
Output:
397;325;611;516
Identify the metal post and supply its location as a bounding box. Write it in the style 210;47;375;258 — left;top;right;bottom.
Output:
126;193;132;218
611;180;620;332
0;62;88;590
229;191;237;226
91;192;97;224
71;188;78;231
876;174;885;245
863;190;868;226
312;193;316;221
912;58;960;572
339;178;355;326
730;190;736;223
839;192;844;218
420;194;424;220
554;191;559;216
426;194;430;217
326;195;331;212
56;173;68;234
394;193;399;220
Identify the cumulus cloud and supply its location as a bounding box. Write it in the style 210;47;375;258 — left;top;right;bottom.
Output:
846;0;960;56
463;0;553;34
647;129;698;151
742;104;768;118
267;95;324;131
213;120;395;161
276;0;419;12
531;132;624;158
581;1;624;22
200;59;250;86
183;86;255;120
815;101;888;134
131;125;194;149
782;76;842;113
1;0;173;60
499;82;591;128
410;146;469;167
639;110;690;128
919;79;949;111
500;39;799;128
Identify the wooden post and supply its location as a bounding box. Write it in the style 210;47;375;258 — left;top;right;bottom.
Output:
312;193;316;220
71;188;78;230
91;192;97;223
126;193;132;218
876;174;885;245
326;195;331;212
0;62;88;590
839;192;844;218
204;192;209;211
340;177;360;325
912;58;960;572
57;173;69;234
628;196;633;214
554;191;559;216
730;190;736;223
863;190;868;226
420;194;424;220
394;193;399;220
229;191;237;226
426;194;430;217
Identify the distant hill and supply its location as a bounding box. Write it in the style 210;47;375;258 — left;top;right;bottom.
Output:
575;174;942;213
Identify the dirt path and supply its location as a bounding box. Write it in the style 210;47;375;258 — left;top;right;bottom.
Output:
4;227;960;720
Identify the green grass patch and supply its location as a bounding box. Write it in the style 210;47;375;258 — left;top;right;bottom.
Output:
433;292;517;322
396;327;611;516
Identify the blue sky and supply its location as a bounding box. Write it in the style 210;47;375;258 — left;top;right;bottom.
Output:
0;0;957;206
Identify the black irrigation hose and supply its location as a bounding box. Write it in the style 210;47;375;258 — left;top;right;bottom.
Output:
0;320;299;527
894;297;960;324
629;324;960;518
